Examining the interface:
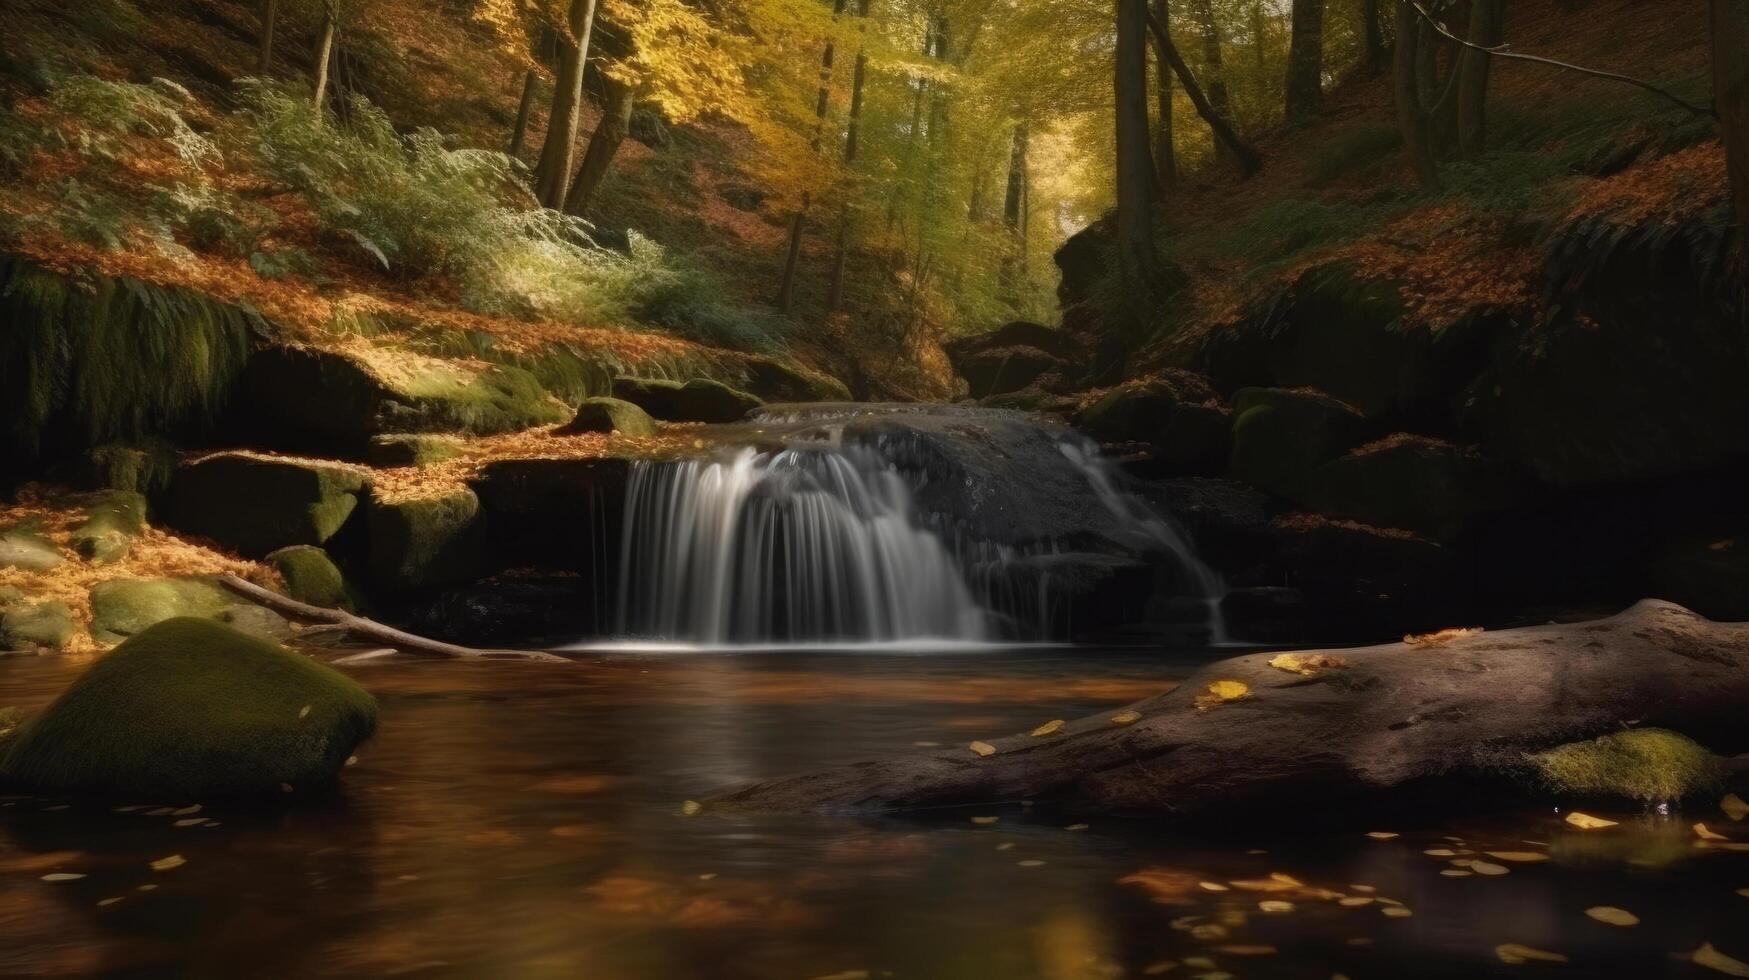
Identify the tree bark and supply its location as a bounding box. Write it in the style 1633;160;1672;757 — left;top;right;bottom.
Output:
1151;0;1177;188
1285;0;1326;123
1714;0;1749;239
1147;11;1262;177
258;0;278;74
532;0;599;209
999;122;1030;297
562;76;634;216
508;69;539;158
778;0;850;313
711;601;1749;816
1116;0;1159;296
1456;0;1505;157
311;3;335;117
1363;0;1387;77
828;0;874;313
1190;0;1232;162
1394;1;1441;188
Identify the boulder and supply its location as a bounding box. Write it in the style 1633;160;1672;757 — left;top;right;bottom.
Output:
977;388;1081;415
1227;387;1370;498
0;526;61;572
265;545;355;611
1076;373;1232;475
167;452;369;558
0;601;75;653
1302;435;1523;541
88;576;283;644
1134;477;1278;578
69;490;148;565
367;489;489;594
948;321;1086;363
561;396;658;437
740;357;853;402
0;617;377;798
366;433;463;467
471;457;631;571
611;376;762;423
954;346;1069;399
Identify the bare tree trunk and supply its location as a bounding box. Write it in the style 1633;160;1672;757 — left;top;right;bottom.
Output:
1717;0;1749;242
1394;1;1440;188
1456;0;1504;157
532;0;599;209
1147;10;1263;176
258;0;278;74
778;0;849;313
999;121;1030;298
1363;0;1387;76
508;69;539;158
562;77;634;216
311;3;335;117
1285;0;1325;123
828;0;873;313
1190;0;1232;163
1151;0;1177;188
1116;0;1158;295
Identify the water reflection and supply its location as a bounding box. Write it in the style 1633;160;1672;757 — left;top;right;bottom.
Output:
1;648;1746;977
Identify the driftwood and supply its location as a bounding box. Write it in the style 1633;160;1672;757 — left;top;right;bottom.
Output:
714;601;1749;816
217;574;568;663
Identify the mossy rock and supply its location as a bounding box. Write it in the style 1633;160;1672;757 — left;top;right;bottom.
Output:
88;576;283;645
561;397;658;437
1302;436;1521;541
0;617;377;799
741;357;853;402
1076;373;1233;475
1;601;76;653
168;452;369;558
367;433;464;467
387;363;569;435
70;441;178;498
612;376;762;423
367;489;489;594
70;490;148;565
1228;388;1370;499
0;526;62;572
1525;728;1725;803
265;545;355;611
955;346;1069;399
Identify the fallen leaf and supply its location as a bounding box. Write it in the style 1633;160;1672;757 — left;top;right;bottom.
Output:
1585;906;1639;926
1696;823;1729;841
1064;823;1089;831
970;816;999;825
1339;897;1374;906
1496;943;1567;964
969;741;997;757
40;873;85;882
996;842;1014;851
1381;906;1413;918
1198;881;1229;892
1565;811;1618;830
149;855;185;872
1017;859;1045;867
1189;924;1227;940
97;897;123;907
1484;851;1549;863
1213;945;1276;955
1258;900;1294;913
1365;832;1399;840
681;800;702;816
1110;710;1142;725
297;704;311;719
1471;861;1510;876
1194;679;1251;710
1441;869;1473;877
1693;943;1749;978
1267;653;1349;676
1424;848;1457;857
173;818;203;828
1402;627;1482;647
1030;719;1065;737
1723;794;1749;822
170;805;200;816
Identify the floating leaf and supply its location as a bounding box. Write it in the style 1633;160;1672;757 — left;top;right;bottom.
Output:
1194;679;1251;710
1257;900;1295;913
1064;823;1089;831
149;855;185;872
40;873;85;882
970;816;999;825
1365;832;1399;840
1471;861;1510;876
297;704;311;719
680;800;702;816
1110;710;1142;726
1441;869;1472;877
1381;906;1413;918
1424;848;1457;857
1696;823;1728;841
1585;906;1639;926
1484;851;1549;863
969;741;997;757
1565;811;1618;830
1403;627;1482;647
1229;878;1297;893
1029;719;1065;737
1017;859;1045;867
1723;794;1749;822
1693;943;1749;978
97;897;123;907
1198;881;1229;892
1267;653;1348;676
1213;945;1277;956
1189;924;1227;940
1496;944;1567;964
1339;896;1374;906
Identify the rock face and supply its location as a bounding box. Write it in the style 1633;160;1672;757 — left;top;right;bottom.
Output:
946;322;1086;399
0;617;377;798
472;457;631;572
88;576;283;644
168;452;369;558
367;489;489;594
612;376;762;423
1302;435;1522;541
561;396;658;437
1226;387;1370;498
1076;373;1232;475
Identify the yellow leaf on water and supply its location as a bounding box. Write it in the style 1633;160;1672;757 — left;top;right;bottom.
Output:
1198;881;1229;892
1030;719;1065;737
969;741;997;757
1696;823;1729;841
1194;679;1251;710
1424;848;1457;857
1189;924;1227;940
1365;832;1399;840
1496;944;1567;965
680;800;702;816
1229;878;1297;893
297;704;311;719
40;873;85;882
1381;906;1413;918
1017;859;1046;867
970;816;999;825
1267;653;1349;676
1585;906;1639;927
1402;627;1482;647
1693;943;1749;978
1565;811;1618;830
1110;710;1142;725
1485;851;1549;863
1471;861;1510;876
1339;897;1374;906
1257;900;1294;913
1441;869;1473;877
149;855;185;872
1722;794;1749;822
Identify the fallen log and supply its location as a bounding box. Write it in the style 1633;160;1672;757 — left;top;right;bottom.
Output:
217;574;568;663
712;601;1749;816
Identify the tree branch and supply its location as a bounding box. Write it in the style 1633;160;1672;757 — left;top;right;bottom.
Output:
1407;0;1715;120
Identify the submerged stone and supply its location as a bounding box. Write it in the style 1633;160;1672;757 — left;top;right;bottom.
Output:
0;617;377;798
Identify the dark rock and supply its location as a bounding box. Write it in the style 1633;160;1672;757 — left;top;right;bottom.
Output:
67;440;177;499
977;388;1081;415
1135;477;1279;578
946;321;1086;363
1054;218;1112;309
561;397;657;437
740;357;853;402
367;489;490;594
1220;587;1311;645
1227;387;1370;498
1076;372;1232;475
168;452;370;558
972;551;1160;642
0;617;377;798
397;575;606;646
955;345;1070;399
720;185;765;212
1270;514;1459;640
612;376;762;423
472;457;631;572
1303;435;1523;541
1650;534;1749;622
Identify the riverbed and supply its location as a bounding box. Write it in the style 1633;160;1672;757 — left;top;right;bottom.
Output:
1;646;1745;978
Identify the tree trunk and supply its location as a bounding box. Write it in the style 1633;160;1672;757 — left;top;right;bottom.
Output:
1115;0;1158;293
828;0;873;313
1716;0;1749;240
562;77;634;216
258;0;278;74
999;122;1030;298
508;68;539;158
1285;0;1325;123
311;3;335;117
1456;0;1505;158
1362;0;1387;77
712;601;1749;817
532;0;599;209
1147;10;1263;177
1190;0;1232;162
1394;1;1440;188
1151;0;1177;188
777;0;849;312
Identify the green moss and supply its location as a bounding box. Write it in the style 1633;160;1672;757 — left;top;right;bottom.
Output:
390;363;569;435
1527;728;1726;803
367;433;464;467
265;545;355;611
0;526;63;572
367;489;488;593
611;376;762;423
70;489;147;564
88;576;277;644
1228;388;1369;499
73;441;178;497
0;617;377;798
167;452;370;558
1;601;76;652
563;397;658;437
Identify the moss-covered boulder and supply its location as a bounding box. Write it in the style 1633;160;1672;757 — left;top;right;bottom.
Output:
265;545;355;611
612;376;762;423
955;346;1069;399
741;357;853;402
366;433;464;467
1;601;76;652
0;617;377;798
167;452;369;558
1228;387;1370;499
386;363;569;435
561;396;658;437
0;526;62;572
1302;435;1522;541
1076;372;1233;475
1526;729;1725;803
69;490;148;565
88;576;284;644
367;490;489;594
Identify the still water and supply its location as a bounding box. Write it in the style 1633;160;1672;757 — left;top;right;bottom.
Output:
1;646;1745;978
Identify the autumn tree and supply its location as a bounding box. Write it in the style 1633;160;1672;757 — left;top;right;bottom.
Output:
531;0;599;208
